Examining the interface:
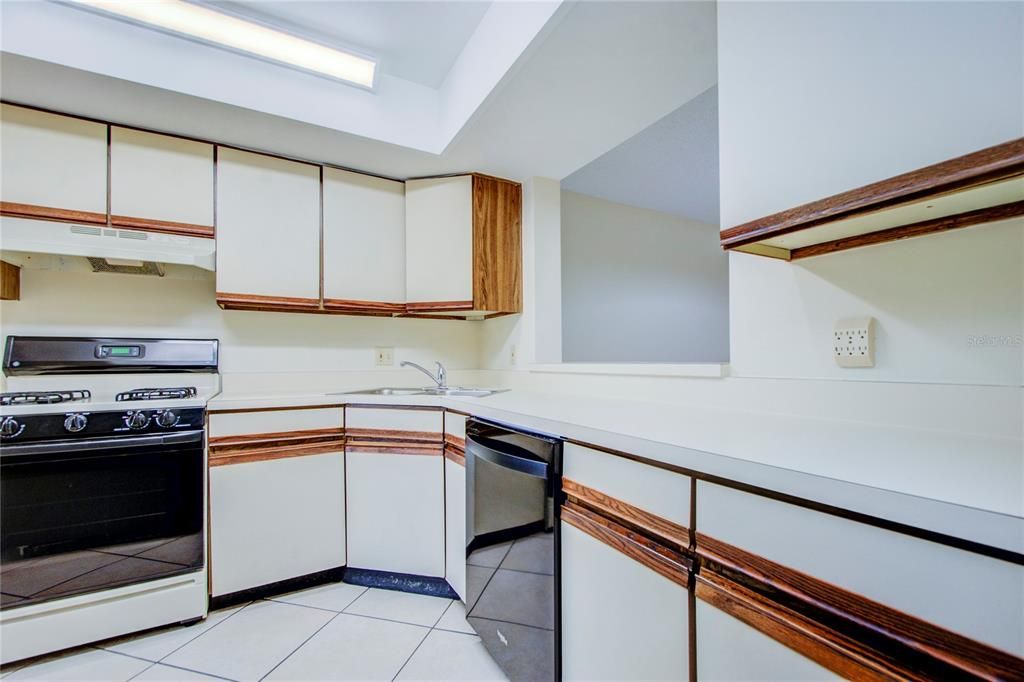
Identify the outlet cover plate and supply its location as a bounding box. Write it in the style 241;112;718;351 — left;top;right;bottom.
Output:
375;347;394;367
834;317;875;368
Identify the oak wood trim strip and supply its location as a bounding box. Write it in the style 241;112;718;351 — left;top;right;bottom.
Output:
788;200;1024;259
209;439;345;466
0;202;107;225
216;292;322;312
696;532;1024;680
346;444;443;456
720;137;1024;248
562;477;690;551
1;260;20;301
444;447;466;466
562;502;691;589
444;433;466;451
345;428;443;444
109;215;215;239
208;404;345;415
323;298;406;314
404;300;475;312
208;427;344;453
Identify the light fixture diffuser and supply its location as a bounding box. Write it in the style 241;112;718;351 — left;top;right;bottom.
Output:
67;0;377;89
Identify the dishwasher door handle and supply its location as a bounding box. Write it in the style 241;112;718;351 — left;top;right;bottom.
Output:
467;438;549;478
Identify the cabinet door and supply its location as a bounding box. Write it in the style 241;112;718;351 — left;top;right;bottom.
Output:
561;520;690;681
696;600;838;681
110;127;214;234
216;148;320;304
0;104;107;222
404;176;473;306
346;451;444;577
323;168;404;312
209;452;345;597
444;457;466;600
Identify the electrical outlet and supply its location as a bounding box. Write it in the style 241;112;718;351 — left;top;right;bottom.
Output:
834;317;875;368
510;345;517;365
375;347;394;367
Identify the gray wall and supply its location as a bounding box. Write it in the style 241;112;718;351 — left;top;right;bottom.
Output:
560;190;729;363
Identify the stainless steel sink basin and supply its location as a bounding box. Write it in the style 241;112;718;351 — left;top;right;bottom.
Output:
336;387;505;398
337;387;426;396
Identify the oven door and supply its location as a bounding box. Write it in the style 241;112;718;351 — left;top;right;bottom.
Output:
1;430;204;609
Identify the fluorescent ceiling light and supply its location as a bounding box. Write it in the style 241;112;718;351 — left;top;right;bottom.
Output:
67;0;377;89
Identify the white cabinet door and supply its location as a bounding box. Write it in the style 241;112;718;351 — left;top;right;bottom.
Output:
444;457;466;600
0;104;107;220
696;600;838;681
404;176;473;305
209;452;345;597
216;147;320;301
110;127;214;230
346;451;445;577
323;167;404;308
561;521;690;681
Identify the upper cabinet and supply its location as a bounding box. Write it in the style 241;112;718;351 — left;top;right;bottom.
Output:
405;174;522;317
215;148;321;311
109;127;214;237
0;104;107;224
721;138;1024;261
323;167;405;314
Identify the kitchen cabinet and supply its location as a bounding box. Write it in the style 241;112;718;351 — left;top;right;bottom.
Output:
346;407;445;577
207;406;346;597
322;167;405;314
109;127;214;236
405;174;522;316
0;104;108;224
444;412;468;600
215;147;321;311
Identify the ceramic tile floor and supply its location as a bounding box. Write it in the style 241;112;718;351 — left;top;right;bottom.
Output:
0;584;508;682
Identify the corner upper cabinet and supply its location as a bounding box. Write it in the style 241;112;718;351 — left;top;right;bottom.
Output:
322;168;405;314
109;127;214;237
215;148;321;312
0;104;107;224
405;174;522;317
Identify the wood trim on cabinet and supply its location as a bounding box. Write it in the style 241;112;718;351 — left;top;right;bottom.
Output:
472;174;522;313
346;444;443;457
695;532;1024;681
216;292;322;313
404;300;475;313
323;299;406;315
0;202;107;225
110;214;215;239
208;427;344;467
1;261;20;300
345;428;443;444
562;477;690;551
562;502;691;589
208;403;345;415
787;200;1024;260
444;433;466;451
444;433;466;466
720;137;1024;250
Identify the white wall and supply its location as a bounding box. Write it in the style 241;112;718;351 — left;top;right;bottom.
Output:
718;1;1024;385
0;262;480;376
560;191;729;363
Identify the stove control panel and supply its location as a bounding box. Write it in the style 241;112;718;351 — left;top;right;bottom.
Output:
0;408;205;442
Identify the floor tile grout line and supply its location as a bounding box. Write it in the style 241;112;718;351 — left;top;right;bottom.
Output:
143;659;242;682
390;623;433;682
125;659;158;682
154;601;254;664
264;585;368;614
257;610;342;682
339;608;440;630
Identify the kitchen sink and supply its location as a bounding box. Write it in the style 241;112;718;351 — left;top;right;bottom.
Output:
336;387;425;396
337;387;505;398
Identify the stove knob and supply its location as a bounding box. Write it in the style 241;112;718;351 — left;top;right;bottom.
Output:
126;411;150;430
156;410;178;428
0;417;22;439
64;413;88;433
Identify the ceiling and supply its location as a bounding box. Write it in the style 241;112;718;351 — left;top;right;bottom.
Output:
205;1;492;88
562;86;720;225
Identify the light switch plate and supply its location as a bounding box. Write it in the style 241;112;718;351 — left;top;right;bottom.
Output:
834;317;875;368
375;347;394;367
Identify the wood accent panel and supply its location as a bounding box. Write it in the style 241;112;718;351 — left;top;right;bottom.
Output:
444;433;466;451
404;300;475;313
1;261;20;300
562;478;690;551
110;214;215;239
345;428;443;445
721;137;1024;249
209;427;344;467
562;503;691;589
209;403;345;415
323;298;405;315
0;201;107;225
472;174;522;313
788;200;1024;259
696;532;1024;681
216;292;321;313
346;444;443;456
444;433;466;466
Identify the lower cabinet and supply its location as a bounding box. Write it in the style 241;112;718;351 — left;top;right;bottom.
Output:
346;450;445;577
209;452;346;597
561;520;690;681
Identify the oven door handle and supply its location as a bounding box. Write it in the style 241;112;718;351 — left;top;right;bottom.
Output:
467;437;549;478
0;430;204;458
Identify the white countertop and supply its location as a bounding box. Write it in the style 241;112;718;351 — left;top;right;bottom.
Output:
208;386;1024;555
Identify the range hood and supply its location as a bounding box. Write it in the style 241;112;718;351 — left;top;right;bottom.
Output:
0;217;215;271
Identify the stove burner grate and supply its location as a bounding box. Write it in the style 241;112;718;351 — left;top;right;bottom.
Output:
0;390;92;406
116;387;198;402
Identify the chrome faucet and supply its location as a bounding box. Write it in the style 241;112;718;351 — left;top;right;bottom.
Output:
401;360;448;389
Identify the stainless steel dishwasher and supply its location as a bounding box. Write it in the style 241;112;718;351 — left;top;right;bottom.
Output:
465;418;562;682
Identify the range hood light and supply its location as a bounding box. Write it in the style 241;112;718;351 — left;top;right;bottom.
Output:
67;0;378;89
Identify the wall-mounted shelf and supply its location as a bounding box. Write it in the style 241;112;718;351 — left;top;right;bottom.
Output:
720;138;1024;260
